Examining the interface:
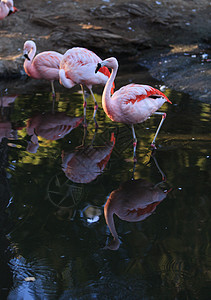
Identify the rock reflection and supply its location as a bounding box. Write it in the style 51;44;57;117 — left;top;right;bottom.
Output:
62;132;115;184
81;204;102;224
0;138;13;298
0;95;18;143
26;112;83;153
8;256;57;300
104;158;171;250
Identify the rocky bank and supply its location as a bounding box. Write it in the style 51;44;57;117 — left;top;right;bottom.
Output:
0;0;210;102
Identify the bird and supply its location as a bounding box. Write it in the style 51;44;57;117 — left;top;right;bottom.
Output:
23;40;63;106
59;47;115;127
0;0;18;20
62;132;115;183
95;57;172;160
104;178;169;250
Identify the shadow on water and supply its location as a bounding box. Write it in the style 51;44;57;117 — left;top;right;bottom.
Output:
0;62;210;299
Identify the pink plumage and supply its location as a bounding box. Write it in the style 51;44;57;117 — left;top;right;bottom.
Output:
0;0;18;20
23;40;63;99
95;57;172;159
59;47;114;126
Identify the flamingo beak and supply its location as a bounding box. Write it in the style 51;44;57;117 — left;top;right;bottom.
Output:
8;6;18;16
13;6;18;13
23;50;30;61
95;63;101;73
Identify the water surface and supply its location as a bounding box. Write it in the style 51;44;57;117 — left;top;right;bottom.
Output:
0;64;210;299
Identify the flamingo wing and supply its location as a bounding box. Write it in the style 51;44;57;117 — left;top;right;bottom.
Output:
112;84;171;124
114;84;171;104
61;47;102;68
34;51;63;70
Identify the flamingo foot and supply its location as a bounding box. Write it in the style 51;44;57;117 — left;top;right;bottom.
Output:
83;122;87;128
151;144;157;156
151;143;157;150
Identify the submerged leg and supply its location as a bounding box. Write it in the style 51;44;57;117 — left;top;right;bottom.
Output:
80;84;87;127
50;80;56;113
131;159;137;180
131;124;137;162
151;112;166;149
89;88;98;128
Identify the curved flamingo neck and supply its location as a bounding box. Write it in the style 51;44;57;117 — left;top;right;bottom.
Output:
102;63;118;118
0;1;9;19
24;43;37;77
59;69;75;88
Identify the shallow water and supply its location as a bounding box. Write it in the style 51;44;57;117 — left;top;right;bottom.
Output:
0;64;211;299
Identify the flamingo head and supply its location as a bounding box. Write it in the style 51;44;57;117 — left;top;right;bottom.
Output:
23;40;36;61
8;6;18;15
95;57;118;73
4;0;18;15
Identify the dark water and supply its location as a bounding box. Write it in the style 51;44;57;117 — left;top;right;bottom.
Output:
0;65;210;299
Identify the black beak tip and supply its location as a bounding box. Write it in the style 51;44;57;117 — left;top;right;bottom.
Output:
24;54;30;61
95;63;101;73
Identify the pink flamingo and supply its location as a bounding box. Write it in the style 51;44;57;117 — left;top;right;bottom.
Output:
0;0;18;20
59;47;115;127
62;133;115;183
23;40;63;103
104;178;169;250
95;57;172;160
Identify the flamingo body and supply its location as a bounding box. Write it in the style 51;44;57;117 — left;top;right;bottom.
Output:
59;47;114;126
0;0;17;20
23;40;63;81
23;40;63;100
105;83;170;124
95;57;172;155
59;47;112;89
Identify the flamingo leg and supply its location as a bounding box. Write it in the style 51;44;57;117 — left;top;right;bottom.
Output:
50;80;55;113
89;88;98;128
80;84;87;127
151;112;166;148
131;124;137;162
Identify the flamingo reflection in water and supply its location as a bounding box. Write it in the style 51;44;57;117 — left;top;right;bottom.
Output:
104;156;172;250
26;112;83;153
62;132;115;184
